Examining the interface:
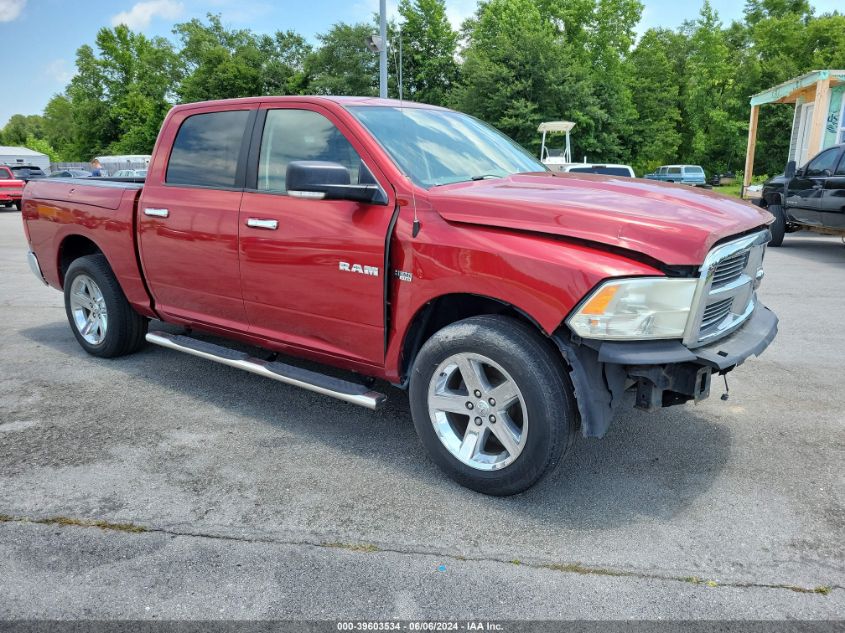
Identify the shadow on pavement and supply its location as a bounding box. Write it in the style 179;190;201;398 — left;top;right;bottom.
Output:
20;320;731;529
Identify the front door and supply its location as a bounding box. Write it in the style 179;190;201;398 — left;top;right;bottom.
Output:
238;105;394;367
821;151;845;229
139;106;255;330
785;146;839;227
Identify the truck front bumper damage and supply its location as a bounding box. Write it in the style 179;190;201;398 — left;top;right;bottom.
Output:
553;303;778;438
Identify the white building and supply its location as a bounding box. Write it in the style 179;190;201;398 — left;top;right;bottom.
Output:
0;146;50;171
95;154;151;174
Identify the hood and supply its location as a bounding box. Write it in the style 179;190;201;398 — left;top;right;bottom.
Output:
427;172;772;266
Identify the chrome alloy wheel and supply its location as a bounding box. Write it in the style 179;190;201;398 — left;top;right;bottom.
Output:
69;274;108;345
427;352;528;471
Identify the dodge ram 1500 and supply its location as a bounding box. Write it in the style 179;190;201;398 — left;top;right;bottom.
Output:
22;97;778;495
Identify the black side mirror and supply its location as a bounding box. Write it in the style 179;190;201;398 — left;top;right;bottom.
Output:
784;160;796;180
286;161;387;205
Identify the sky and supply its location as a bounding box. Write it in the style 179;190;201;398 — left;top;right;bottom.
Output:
0;0;841;126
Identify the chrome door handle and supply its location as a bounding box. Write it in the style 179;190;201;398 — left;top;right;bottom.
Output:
144;208;169;218
246;218;278;230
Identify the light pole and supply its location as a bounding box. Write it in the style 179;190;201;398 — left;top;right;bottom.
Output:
379;0;387;98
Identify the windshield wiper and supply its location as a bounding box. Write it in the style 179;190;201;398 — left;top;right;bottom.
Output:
470;174;504;181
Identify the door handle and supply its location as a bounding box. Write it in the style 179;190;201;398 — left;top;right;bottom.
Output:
144;208;169;218
246;218;278;230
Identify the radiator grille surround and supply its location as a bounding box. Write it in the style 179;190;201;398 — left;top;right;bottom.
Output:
683;230;770;348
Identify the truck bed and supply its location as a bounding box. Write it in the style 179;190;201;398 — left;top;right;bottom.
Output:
22;178;155;318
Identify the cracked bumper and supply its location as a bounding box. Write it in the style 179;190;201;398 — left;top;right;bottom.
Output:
554;302;778;437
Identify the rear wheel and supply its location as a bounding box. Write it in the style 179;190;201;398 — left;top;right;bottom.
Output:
768;203;786;247
409;315;578;496
64;254;148;358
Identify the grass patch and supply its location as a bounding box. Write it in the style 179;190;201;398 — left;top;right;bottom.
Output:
0;513;147;533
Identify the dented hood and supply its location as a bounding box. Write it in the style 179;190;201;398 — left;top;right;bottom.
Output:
426;172;772;266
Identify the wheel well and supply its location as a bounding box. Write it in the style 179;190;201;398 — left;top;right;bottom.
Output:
59;235;103;285
399;294;547;383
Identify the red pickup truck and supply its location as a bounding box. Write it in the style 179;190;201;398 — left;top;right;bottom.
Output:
0;165;25;209
22;97;778;495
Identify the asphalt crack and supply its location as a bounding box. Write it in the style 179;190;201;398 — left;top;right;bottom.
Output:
0;513;839;596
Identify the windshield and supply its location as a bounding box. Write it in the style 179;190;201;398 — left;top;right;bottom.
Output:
347;106;545;188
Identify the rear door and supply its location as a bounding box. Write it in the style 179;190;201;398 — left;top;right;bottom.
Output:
821;149;845;230
238;104;394;367
138;104;256;330
785;147;838;227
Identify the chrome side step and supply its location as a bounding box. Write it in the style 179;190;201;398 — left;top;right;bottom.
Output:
145;331;387;410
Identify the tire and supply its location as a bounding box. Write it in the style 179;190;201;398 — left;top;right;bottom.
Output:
13;200;21;211
768;203;786;247
63;254;148;358
409;315;578;496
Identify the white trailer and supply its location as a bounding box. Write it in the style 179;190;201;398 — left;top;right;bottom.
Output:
0;146;50;171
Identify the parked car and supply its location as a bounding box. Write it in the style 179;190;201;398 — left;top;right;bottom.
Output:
0;165;24;209
757;143;845;246
112;169;146;178
710;171;736;186
21;97;778;495
9;165;47;183
645;165;708;186
553;163;635;177
49;169;92;179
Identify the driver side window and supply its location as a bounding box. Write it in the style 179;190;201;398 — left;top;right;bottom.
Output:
258;109;362;193
805;148;838;177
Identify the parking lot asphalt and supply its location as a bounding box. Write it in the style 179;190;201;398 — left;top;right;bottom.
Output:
0;208;843;620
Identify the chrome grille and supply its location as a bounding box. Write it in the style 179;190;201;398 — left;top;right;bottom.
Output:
683;230;770;348
700;298;733;331
711;252;749;287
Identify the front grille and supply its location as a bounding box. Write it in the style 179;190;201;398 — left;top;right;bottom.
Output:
684;230;769;348
700;298;733;331
711;252;749;286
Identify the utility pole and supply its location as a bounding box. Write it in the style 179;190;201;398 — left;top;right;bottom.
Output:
379;0;387;98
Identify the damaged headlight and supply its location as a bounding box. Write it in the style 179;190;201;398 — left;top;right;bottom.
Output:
567;277;697;340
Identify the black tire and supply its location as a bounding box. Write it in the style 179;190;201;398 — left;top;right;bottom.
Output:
768;203;786;247
409;315;578;496
63;254;148;358
14;201;21;211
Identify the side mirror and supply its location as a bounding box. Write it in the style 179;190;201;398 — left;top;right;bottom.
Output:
784;160;796;180
286;161;387;205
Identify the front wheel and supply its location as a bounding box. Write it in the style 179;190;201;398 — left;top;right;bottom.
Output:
768;203;786;247
64;254;148;358
409;316;578;496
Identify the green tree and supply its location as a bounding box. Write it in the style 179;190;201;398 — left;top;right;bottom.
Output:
452;0;598;159
24;134;63;163
627;29;684;174
306;22;380;96
397;0;459;105
0;114;45;145
66;25;179;158
42;95;74;158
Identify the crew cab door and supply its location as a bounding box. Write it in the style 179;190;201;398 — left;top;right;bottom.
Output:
238;105;394;367
785;147;838;226
138;104;256;329
820;150;845;230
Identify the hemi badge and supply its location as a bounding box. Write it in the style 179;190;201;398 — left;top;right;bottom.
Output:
395;270;413;282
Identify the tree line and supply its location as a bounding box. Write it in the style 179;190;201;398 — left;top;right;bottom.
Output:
2;0;843;177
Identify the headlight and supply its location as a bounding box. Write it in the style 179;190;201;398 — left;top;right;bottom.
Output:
567;277;697;340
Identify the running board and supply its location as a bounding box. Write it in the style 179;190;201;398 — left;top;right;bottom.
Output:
145;331;387;410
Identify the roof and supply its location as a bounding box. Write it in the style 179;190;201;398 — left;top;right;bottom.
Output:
0;145;48;157
750;70;845;106
172;95;450;113
538;121;575;133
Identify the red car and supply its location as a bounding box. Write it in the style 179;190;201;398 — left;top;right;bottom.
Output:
21;97;778;495
0;165;24;209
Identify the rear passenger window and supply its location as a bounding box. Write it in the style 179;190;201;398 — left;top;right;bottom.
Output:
166;110;250;188
257;109;362;193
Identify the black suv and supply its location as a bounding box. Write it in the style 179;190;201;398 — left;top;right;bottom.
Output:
757;144;845;246
9;165;47;183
